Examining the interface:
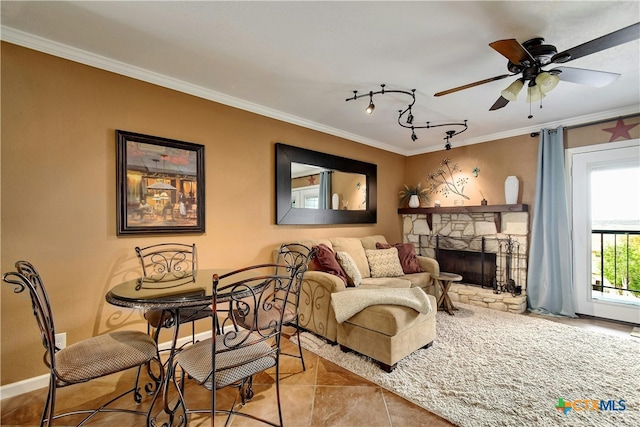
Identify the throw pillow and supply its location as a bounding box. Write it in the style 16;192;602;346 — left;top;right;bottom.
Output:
365;248;404;278
311;244;348;285
335;251;362;287
376;242;424;274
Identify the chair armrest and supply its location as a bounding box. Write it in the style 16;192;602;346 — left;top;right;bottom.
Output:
416;256;440;277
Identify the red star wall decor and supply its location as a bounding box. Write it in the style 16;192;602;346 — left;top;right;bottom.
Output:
602;119;639;142
308;175;316;185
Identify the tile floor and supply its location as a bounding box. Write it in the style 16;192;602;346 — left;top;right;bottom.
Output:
1;316;636;426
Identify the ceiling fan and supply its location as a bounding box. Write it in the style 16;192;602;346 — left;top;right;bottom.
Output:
434;22;640;112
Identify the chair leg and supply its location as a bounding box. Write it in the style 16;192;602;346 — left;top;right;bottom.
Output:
275;358;284;427
41;374;56;427
294;321;306;371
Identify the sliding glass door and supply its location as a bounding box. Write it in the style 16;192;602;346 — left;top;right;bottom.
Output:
570;139;640;324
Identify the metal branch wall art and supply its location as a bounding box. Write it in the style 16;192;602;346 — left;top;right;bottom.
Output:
427;158;469;200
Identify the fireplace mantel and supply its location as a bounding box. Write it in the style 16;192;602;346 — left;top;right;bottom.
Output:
398;204;528;230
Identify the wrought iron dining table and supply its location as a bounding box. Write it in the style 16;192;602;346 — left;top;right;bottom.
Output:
106;269;223;427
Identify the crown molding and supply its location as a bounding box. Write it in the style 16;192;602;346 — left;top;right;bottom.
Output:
3;26;637;158
1;26;407;155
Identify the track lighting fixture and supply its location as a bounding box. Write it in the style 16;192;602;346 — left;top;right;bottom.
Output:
346;84;468;146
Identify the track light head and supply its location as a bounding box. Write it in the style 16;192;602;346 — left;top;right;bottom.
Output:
445;143;452;150
411;130;418;141
407;112;414;124
366;92;375;114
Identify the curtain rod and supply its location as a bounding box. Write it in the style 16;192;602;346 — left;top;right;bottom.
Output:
530;113;640;137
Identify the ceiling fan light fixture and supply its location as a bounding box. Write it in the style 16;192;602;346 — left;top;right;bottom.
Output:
500;79;524;101
526;84;546;102
535;72;560;94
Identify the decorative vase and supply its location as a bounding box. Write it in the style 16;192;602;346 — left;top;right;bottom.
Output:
408;195;420;208
504;176;519;204
332;193;339;210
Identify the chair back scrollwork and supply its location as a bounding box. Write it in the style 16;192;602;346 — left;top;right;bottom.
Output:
135;243;196;282
3;261;58;369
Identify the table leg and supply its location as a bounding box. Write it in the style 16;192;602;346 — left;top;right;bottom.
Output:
437;280;455;315
148;309;187;427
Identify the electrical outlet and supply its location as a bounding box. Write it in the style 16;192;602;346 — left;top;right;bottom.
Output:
55;332;66;349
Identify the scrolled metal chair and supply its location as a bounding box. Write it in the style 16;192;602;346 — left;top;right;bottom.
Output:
135;243;211;346
233;243;315;370
2;261;162;426
174;263;300;426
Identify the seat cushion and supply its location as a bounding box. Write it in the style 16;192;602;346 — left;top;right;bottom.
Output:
359;277;412;288
55;331;157;385
401;272;432;288
342;298;436;336
233;304;295;330
176;332;276;389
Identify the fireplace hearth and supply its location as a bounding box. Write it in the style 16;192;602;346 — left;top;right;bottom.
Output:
400;207;529;313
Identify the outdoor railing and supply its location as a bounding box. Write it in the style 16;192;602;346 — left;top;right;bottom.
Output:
591;229;640;298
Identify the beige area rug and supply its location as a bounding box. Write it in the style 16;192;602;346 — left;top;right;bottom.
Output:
293;303;640;427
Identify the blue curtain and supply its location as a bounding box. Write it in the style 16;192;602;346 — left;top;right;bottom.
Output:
527;126;577;317
318;171;332;209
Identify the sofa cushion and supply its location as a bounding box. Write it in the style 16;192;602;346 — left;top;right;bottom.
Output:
376;242;423;274
359;277;412;288
365;248;404;278
360;235;388;250
401;272;432;288
342;302;435;336
335;251;362;287
330;237;371;279
311;244;347;285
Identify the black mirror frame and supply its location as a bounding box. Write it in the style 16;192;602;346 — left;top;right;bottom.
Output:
275;143;377;224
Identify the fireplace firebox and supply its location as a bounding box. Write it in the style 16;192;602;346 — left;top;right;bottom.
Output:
436;248;496;288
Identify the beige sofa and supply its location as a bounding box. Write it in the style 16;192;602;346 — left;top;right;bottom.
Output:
292;235;440;372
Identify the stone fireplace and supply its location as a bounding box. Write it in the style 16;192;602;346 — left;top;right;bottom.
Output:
400;205;529;314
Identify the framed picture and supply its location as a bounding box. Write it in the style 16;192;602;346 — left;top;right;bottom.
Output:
116;130;205;235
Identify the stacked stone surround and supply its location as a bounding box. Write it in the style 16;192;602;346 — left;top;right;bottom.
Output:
402;211;529;314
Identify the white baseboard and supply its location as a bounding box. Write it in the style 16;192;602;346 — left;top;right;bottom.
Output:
0;330;213;401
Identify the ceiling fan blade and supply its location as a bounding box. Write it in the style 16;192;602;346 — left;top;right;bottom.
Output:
551;22;640;64
489;39;536;65
434;74;512;97
489;96;509;111
551;66;621;87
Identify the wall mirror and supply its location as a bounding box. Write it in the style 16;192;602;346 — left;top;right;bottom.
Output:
275;143;377;224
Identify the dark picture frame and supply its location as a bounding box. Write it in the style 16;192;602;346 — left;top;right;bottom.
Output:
116;130;205;235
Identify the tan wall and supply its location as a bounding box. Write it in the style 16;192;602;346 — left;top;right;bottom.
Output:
0;42;406;385
404;117;640;214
